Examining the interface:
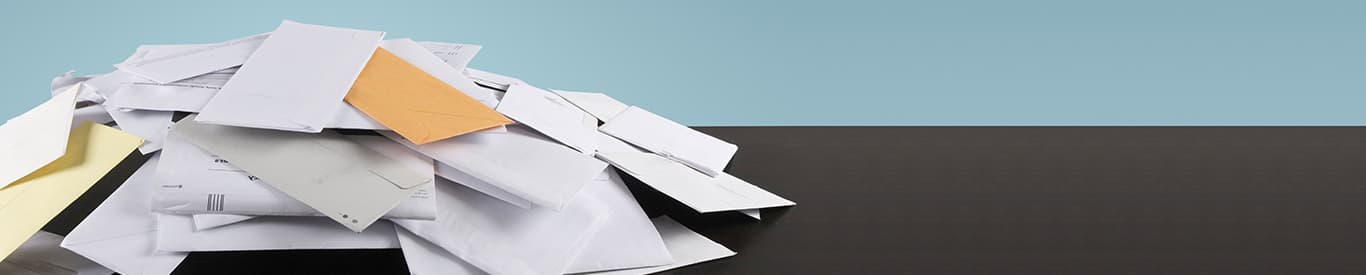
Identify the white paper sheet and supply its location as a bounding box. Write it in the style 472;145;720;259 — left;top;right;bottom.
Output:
384;126;605;210
155;214;400;252
154;132;436;221
170;118;431;232
114;33;266;83
61;156;188;275
0;86;76;188
598;151;795;214
497;83;599;154
195;20;383;133
392;179;608;275
599;106;737;177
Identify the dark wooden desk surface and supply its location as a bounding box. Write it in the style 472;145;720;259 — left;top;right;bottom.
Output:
42;127;1366;274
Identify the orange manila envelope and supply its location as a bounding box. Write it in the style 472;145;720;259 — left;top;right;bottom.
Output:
346;48;512;144
0;122;143;260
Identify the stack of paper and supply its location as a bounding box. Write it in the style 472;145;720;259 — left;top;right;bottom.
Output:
2;20;793;274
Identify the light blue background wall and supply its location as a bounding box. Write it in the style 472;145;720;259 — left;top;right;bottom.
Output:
2;0;1364;126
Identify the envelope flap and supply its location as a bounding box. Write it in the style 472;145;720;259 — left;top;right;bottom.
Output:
345;47;511;145
0;85;78;187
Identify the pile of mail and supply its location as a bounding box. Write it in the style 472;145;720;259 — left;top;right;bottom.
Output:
0;20;794;275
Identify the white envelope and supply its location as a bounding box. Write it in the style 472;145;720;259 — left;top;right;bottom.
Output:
1;231;112;275
464;67;524;91
0;85;76;188
587;217;736;275
383;39;498;107
396;226;484;275
102;106;172;154
103;70;231;112
597;131;646;154
435;163;533;209
114;33;266;83
417;41;482;71
171;117;431;232
599;106;737;177
195;20;383;133
399;215;728;275
497;83;599;153
61;156;188;275
384;126;605;210
598;151;795;214
192;214;255;231
155;214;399;252
564;170;673;273
553;90;629;123
392;179;609;275
153;133;436;220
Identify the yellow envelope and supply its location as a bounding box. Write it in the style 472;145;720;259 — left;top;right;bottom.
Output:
0;122;142;261
346;48;512;144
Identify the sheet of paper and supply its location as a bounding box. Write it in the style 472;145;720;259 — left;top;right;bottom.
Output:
171;117;431;232
103;107;172;154
114;33;266;83
464;68;524;91
385;39;498;107
154;133;436;220
599;106;738;177
565;170;673;273
396;226;485;275
103;69;231;112
0;231;113;275
1;123;143;261
195;20;383;133
587;217;736;275
554;90;629;122
497;83;599;153
155;214;399;252
598;151;795;214
0;86;76;188
345;46;510;144
62;155;188;275
392;179;608;275
417;41;482;70
384;126;606;210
